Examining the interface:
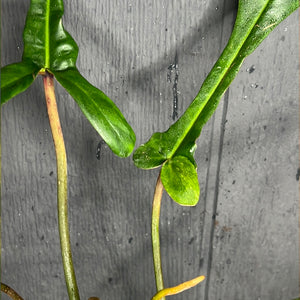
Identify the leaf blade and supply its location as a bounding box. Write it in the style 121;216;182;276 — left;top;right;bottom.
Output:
54;68;136;157
22;0;78;71
1;62;39;105
161;156;200;206
134;0;298;170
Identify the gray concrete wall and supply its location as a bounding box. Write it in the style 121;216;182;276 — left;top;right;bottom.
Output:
1;1;299;299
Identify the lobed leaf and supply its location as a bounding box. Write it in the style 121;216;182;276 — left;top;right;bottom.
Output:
133;0;298;204
54;68;136;158
2;0;136;157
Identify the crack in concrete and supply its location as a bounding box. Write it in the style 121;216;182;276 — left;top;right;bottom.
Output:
167;52;179;120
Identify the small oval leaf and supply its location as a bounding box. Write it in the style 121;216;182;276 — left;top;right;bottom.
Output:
161;156;200;206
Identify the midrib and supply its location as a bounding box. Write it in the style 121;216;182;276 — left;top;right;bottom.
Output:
45;0;51;68
168;1;271;158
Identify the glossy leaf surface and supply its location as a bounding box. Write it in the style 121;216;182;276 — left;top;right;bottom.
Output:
161;156;200;206
134;0;298;169
22;0;78;71
1;0;135;156
1;62;40;104
54;69;135;157
133;0;298;205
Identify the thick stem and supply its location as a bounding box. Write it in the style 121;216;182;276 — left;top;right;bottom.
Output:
152;173;165;298
1;282;24;300
43;72;80;300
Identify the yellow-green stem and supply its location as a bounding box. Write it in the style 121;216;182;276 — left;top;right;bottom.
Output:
151;275;205;300
152;173;165;298
43;72;80;300
1;282;24;300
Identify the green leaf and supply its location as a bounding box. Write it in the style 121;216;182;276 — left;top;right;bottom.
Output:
2;0;135;156
1;62;40;104
161;156;200;206
133;0;298;205
134;0;298;170
22;0;78;71
54;68;136;157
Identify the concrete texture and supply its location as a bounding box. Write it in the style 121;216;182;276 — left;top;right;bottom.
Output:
1;1;299;299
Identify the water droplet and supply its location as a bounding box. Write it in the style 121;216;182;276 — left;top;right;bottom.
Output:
201;36;205;40
243;95;248;100
284;27;288;32
250;83;258;88
215;6;219;10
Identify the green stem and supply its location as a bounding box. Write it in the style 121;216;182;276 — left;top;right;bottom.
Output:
43;72;80;300
1;282;24;300
152;173;165;298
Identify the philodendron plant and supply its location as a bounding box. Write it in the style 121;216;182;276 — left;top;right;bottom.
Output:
1;0;299;300
133;1;299;299
1;0;135;299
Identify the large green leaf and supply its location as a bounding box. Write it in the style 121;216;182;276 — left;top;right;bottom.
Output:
133;0;298;205
1;0;135;156
1;0;78;102
54;68;136;158
22;0;78;71
1;62;40;104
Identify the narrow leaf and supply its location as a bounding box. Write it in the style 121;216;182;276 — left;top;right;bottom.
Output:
133;0;298;170
161;156;200;206
22;0;78;71
1;62;39;104
54;68;136;157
